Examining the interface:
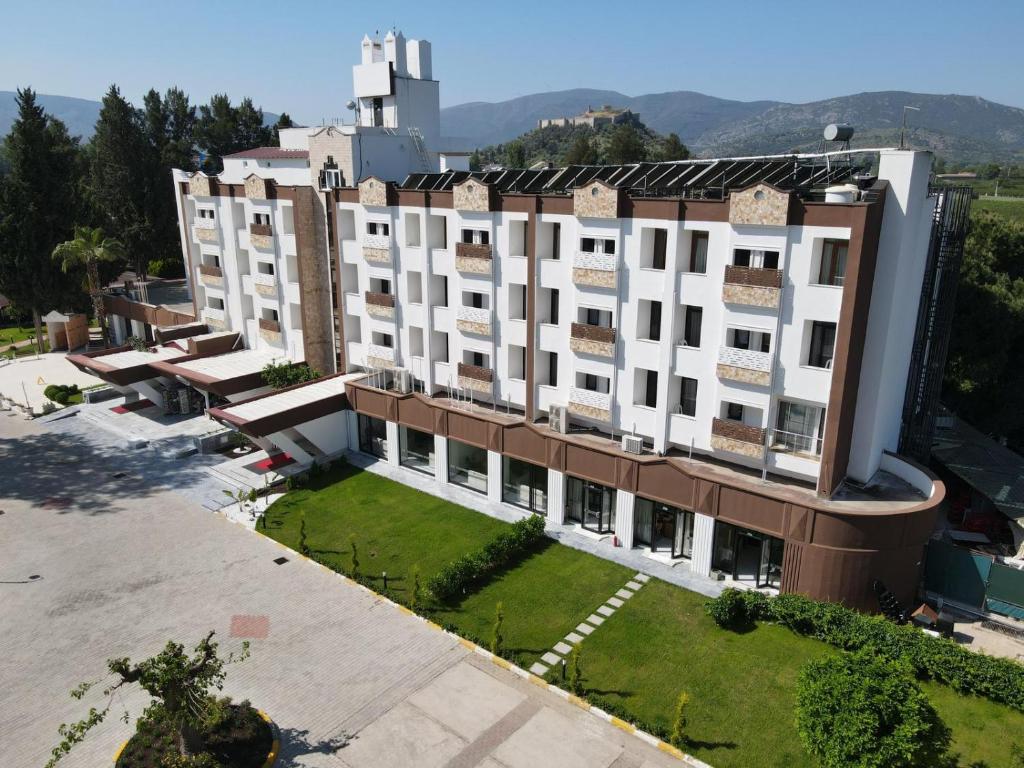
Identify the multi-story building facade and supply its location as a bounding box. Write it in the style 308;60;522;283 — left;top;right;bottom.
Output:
149;32;962;611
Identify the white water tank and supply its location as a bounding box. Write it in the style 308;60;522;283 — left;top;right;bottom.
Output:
824;184;859;203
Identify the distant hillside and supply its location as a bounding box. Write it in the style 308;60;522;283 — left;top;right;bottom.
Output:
443;89;1024;166
0;91;280;140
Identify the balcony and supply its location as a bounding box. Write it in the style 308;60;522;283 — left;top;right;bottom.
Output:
202;306;226;330
717;346;773;386
710;417;765;460
252;271;276;296
363;233;391;264
249;222;274;250
193;217;218;244
569;323;615;359
768;429;822;460
722;266;783;309
365;291;396;319
572;251;617;289
198;263;223;287
457;362;493;395
455;242;493;275
568;387;612;422
456;306;491;336
258;317;282;345
366;343;396;368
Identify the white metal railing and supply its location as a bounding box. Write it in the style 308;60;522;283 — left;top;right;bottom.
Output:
252;271;276;287
367;343;395;363
457;306;490;325
364;233;391;250
193;217;217;230
202;306;225;322
569;386;611;412
573;251;617;272
768;429;823;456
719;345;773;372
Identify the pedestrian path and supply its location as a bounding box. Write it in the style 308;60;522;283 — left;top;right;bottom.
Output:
528;572;651;677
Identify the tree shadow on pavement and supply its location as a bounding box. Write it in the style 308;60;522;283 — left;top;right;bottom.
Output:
275;726;354;767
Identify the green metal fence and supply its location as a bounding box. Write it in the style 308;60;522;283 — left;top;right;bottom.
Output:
924;540;1024;619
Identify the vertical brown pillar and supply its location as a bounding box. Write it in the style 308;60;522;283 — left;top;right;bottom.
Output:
293;186;335;375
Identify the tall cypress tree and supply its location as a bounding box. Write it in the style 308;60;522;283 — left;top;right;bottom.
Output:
0;88;83;347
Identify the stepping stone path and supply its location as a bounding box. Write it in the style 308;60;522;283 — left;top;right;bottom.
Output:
529;572;651;677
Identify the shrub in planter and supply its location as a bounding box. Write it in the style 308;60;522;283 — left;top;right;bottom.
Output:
796;650;948;768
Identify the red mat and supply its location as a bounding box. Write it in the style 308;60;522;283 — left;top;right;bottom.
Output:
110;399;155;414
252;453;293;472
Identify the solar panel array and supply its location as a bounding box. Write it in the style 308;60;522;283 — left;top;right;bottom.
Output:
401;157;859;200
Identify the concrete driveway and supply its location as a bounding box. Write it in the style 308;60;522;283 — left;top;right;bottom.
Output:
0;411;683;768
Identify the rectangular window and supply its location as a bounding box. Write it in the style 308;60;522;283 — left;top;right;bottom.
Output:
678;377;698;417
253;212;271;227
652;228;667;269
689;232;708;273
199;208;216;220
649;300;662;341
807;321;837;368
447;439;488;494
400;426;435;474
358;414;387;459
461;228;489;245
734;248;779;269
643;369;658;408
580;237;614;254
565;476;616;533
367;221;389;236
550;289;559;325
817;239;848;286
726;402;744;421
683;306;702;347
503;456;548;514
509;345;526;380
510;284;527;320
548;352;558;387
552;222;561;260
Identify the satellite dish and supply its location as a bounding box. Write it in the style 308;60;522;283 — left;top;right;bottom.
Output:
345;100;356;111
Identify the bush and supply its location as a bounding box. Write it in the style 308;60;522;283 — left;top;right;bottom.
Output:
705;589;1024;711
44;384;77;405
428;515;546;601
147;258;186;279
261;360;320;389
796;650;948;768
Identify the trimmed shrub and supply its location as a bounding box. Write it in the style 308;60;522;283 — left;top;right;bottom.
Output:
705;589;1024;711
796;650;948;768
428;515;546;601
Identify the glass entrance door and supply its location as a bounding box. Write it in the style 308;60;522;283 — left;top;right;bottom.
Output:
566;476;616;534
759;537;784;588
651;506;676;553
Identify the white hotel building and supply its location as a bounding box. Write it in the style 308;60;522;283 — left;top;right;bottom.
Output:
78;32;966;611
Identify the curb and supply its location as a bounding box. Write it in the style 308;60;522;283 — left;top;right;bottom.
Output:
253;529;711;767
257;709;281;768
112;740;128;764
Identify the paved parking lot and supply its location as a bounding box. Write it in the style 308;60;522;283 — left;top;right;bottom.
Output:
0;410;682;767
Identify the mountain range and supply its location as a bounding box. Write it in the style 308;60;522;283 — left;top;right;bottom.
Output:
440;88;1024;165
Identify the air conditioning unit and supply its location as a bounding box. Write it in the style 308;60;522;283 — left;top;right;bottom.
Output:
621;434;644;455
549;405;569;434
394;369;413;394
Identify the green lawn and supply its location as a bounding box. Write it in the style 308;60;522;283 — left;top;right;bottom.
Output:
0;324;39;346
262;462;1024;767
974;196;1024;223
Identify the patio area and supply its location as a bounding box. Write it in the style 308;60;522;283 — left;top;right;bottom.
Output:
0;352;102;412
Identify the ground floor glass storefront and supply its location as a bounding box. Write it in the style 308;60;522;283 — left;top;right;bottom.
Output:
565;476;616;533
634;499;694;559
399;426;435;474
447;439;488;494
502;456;547;514
358;414;387;459
712;521;784;588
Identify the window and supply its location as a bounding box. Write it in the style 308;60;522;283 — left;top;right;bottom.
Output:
642;227;668;269
733;248;779;269
678;377;698;417
447;439;488;494
688;232;708;273
682;306;702;347
198;208;216;220
580;237;615;254
547;352;558;387
370;277;391;295
409;326;424;357
509;345;526;380
400;426;435;474
543;288;559;324
634;499;694;559
726;402;744;421
578;372;610;394
371;331;393;348
465;350;487;368
503;457;547;514
461;228;489;245
509;220;527;257
638;300;662;341
565;476;616;533
371;97;384;126
774;401;825;456
580;307;612;327
510;284;527;320
463;291;487;310
207;296;224;311
404;212;422;247
358;414;387;459
257;261;274;276
322;168;343;189
407;271;423;303
807;321;836;368
635;369;658;408
552;222;561;260
253;212;271;227
367;221;389;236
727;328;771;353
817;239;848;286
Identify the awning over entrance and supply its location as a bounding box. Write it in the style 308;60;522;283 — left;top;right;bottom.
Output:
207;373;358;438
149;348;298;398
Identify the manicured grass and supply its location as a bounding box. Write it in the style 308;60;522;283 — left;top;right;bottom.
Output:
975;196;1024;223
925;681;1024;767
0;324;38;345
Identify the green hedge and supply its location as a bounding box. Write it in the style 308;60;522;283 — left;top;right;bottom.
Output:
428;515;546;601
43;383;79;405
705;589;1024;711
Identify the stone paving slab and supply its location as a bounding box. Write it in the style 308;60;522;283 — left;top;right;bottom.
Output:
635;573;651;582
615;589;635;599
575;622;596;636
607;596;625;608
553;642;573;655
587;613;606;626
597;605;616;617
625;580;643;590
528;662;549;676
564;631;585;644
541;651;563;665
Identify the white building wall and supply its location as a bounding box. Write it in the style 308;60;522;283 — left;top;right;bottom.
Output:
293;413;350;457
690;512;715;576
487;450;502;503
434;433;449;486
614;489;636;548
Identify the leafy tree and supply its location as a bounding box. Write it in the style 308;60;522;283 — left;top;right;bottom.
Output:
46;632;249;766
468;150;482;172
52;227;125;346
670;691;690;748
795;650;948;768
260;360;320;389
235;97;271;152
163;87;198;172
0;88;83;348
272;112;295;143
943;211;1024;449
195;94;271;172
505;139;527;169
604;124;646;164
564;134;599;165
659;132;690;162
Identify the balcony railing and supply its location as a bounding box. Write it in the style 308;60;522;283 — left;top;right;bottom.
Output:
717;345;773;386
366;343;396;365
570;322;616;359
258;318;281;333
249;223;273;237
572;251;617;289
768;429;823;458
198;264;222;278
202;306;225;322
364;291;395;308
457;362;494;383
455;242;492;260
724;265;783;288
193;217;217;230
711;417;765;446
568;387;612;420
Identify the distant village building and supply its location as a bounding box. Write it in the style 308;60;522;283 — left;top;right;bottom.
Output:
538;105;636;130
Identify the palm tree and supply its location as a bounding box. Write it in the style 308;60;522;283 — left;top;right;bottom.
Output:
52;226;124;347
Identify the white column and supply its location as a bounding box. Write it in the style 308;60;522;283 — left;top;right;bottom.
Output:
614;488;636;549
434;434;448;486
547;467;565;524
690;512;715;576
346;410;359;452
487;450;502;503
386;420;400;466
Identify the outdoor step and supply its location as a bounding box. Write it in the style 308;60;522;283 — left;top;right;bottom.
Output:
528;662;549;676
541;652;561;665
596;605;615;617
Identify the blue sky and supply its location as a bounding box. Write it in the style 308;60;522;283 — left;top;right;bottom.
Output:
2;0;1022;121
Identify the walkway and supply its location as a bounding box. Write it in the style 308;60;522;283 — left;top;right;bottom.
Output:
0;411;685;767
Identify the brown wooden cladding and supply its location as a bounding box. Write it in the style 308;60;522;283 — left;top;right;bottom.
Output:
249;223;273;237
457;362;493;382
364;291;395;307
723;265;783;288
570;322;616;344
198;264;223;278
711;417;765;445
102;294;195;328
455;242;493;260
